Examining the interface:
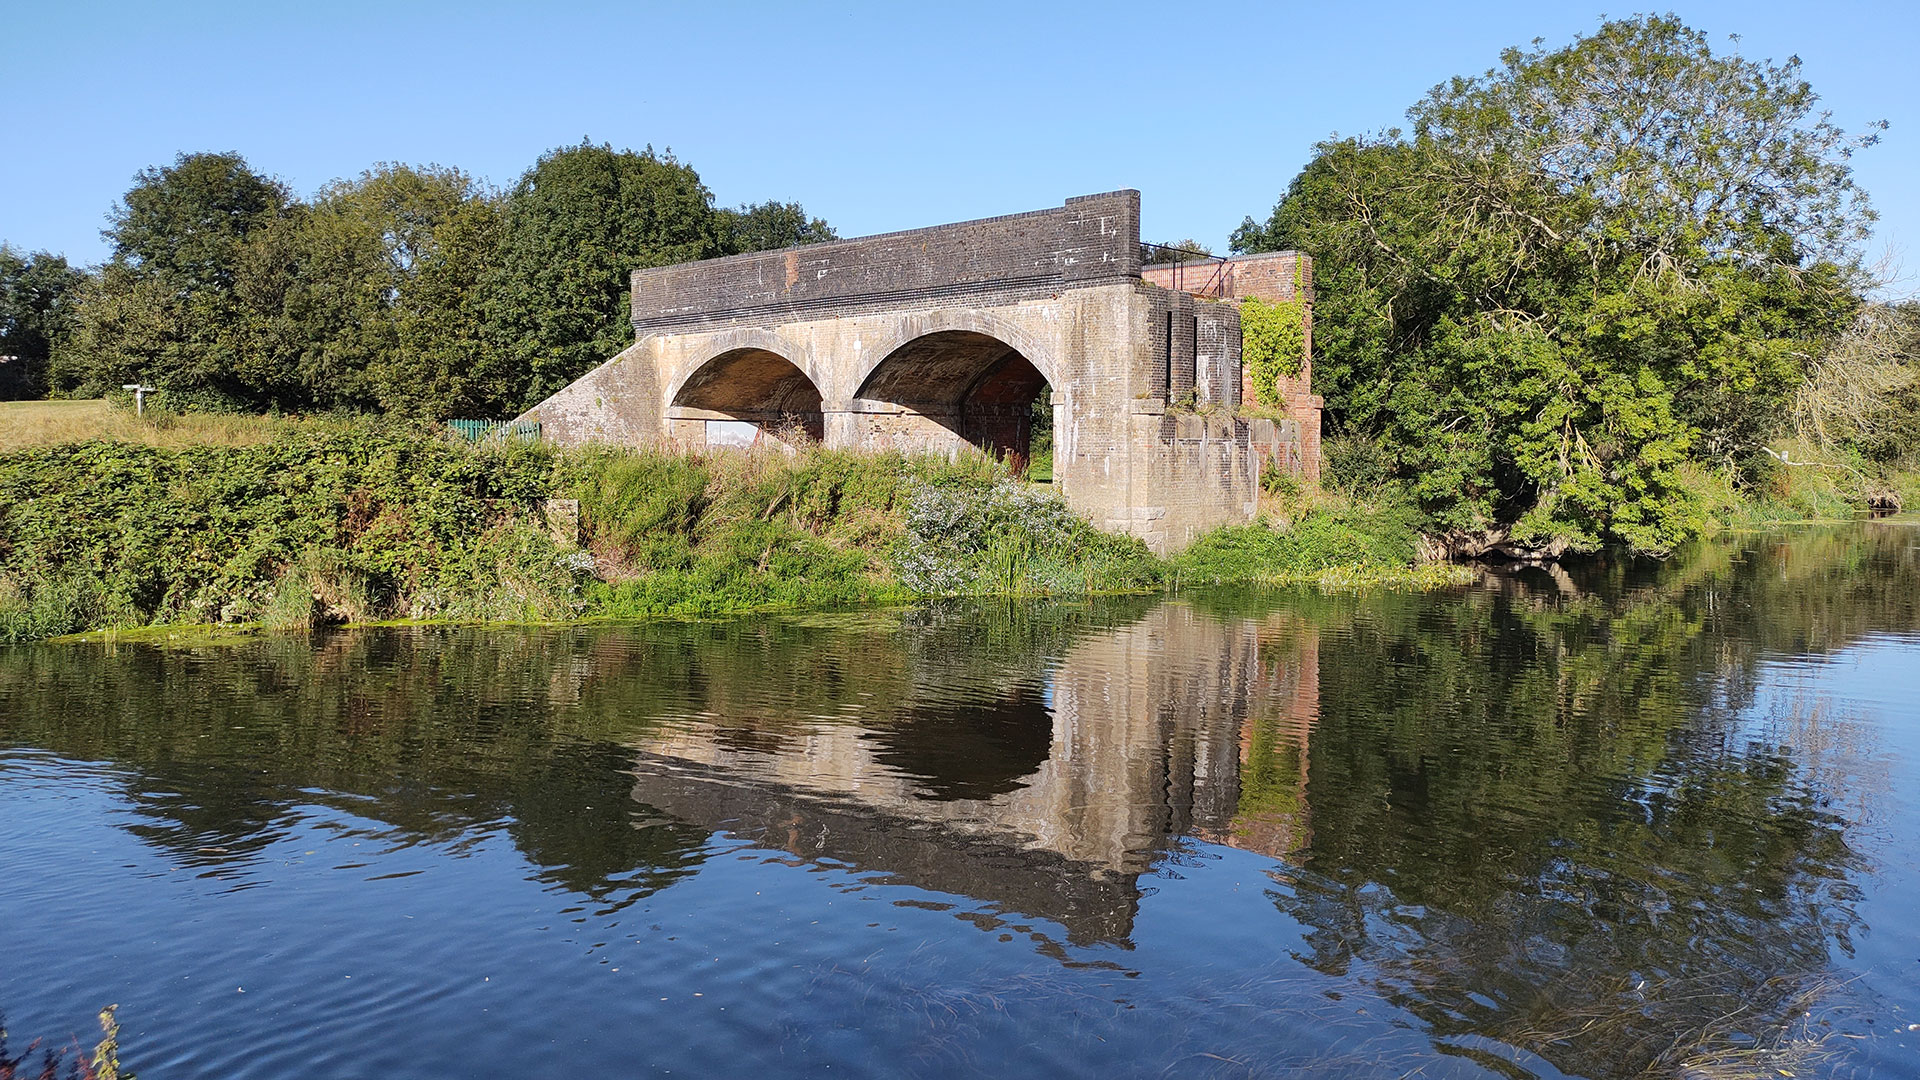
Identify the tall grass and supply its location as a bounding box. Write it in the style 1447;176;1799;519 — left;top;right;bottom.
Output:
0;1003;128;1080
0;399;295;452
1680;437;1917;528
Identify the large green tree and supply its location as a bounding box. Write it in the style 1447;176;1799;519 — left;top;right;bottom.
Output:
1235;16;1880;555
54;151;294;405
486;142;725;409
234;163;509;416
0;247;86;399
54;143;836;418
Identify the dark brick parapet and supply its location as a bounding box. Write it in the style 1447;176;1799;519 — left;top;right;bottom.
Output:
631;191;1142;333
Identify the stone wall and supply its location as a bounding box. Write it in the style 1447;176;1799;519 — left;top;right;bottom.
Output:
1143;250;1322;482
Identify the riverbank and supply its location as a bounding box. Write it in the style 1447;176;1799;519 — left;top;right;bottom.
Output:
1680;439;1919;530
0;421;1475;644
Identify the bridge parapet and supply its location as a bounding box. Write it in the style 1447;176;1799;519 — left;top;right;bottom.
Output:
631;191;1142;333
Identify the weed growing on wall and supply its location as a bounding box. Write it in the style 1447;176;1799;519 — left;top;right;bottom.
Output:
1241;295;1307;407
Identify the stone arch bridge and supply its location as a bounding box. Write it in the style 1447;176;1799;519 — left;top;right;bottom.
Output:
519;190;1320;553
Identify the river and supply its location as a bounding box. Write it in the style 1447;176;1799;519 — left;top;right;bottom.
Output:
2;524;1917;1078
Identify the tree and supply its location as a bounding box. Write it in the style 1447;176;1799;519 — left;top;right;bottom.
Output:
1793;301;1920;467
54;152;293;405
1235;16;1880;555
54;143;838;418
718;199;837;254
381;185;512;418
485;141;725;410
107;151;291;291
0;247;86;399
240;163;508;415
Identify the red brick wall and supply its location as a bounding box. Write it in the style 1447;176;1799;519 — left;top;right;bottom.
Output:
1195;252;1321;484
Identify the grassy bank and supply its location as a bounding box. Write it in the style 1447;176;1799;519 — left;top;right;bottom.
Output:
0;419;1470;644
1172;493;1478;592
1676;437;1920;530
10;416;1907;647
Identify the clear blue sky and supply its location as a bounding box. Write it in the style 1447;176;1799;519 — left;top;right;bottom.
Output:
5;0;1916;285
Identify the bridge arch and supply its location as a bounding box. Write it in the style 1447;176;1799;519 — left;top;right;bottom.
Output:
852;313;1061;472
668;332;824;449
853;310;1061;394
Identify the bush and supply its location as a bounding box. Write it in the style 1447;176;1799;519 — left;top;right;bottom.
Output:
895;479;1161;596
0;425;571;635
0;424;1455;644
1173;501;1424;588
1322;435;1396;499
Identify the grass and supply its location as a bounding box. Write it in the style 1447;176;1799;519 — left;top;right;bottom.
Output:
1171;478;1476;591
0;1002;127;1080
1677;438;1920;531
0;399;294;451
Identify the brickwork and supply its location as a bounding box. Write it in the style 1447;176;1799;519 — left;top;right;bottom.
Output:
632;191;1141;333
522;193;1325;552
1140;249;1308;303
1144;250;1321;482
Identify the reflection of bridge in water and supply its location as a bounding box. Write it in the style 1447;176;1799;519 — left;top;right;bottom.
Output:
626;603;1320;944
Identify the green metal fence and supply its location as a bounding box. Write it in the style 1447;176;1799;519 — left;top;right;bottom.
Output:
447;419;542;443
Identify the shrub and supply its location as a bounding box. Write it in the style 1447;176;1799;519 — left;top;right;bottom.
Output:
1322;435;1396;500
895;480;1161;596
1173;501;1424;588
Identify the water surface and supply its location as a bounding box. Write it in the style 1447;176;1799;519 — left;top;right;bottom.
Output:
3;525;1918;1078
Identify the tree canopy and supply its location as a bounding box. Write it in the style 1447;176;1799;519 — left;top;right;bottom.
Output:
1234;15;1883;555
44;143;837;418
718;199;838;255
0;247;86;399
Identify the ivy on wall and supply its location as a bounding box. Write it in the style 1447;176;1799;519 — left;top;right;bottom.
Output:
1241;295;1306;407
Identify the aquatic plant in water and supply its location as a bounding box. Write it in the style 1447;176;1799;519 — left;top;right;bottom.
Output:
0;1006;129;1080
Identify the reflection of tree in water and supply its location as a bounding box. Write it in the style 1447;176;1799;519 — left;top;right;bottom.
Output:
0;630;719;902
0;595;1159;900
1272;524;1915;1077
2;527;1912;1075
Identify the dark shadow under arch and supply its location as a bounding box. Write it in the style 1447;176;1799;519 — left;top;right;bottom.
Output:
855;331;1052;471
673;348;824;447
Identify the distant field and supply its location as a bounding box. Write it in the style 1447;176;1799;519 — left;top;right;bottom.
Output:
0;399;294;451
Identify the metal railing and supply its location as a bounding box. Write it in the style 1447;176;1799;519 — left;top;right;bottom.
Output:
447;419;542;443
1140;242;1232;298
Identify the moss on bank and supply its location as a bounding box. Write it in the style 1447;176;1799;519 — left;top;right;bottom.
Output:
0;424;1465;645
